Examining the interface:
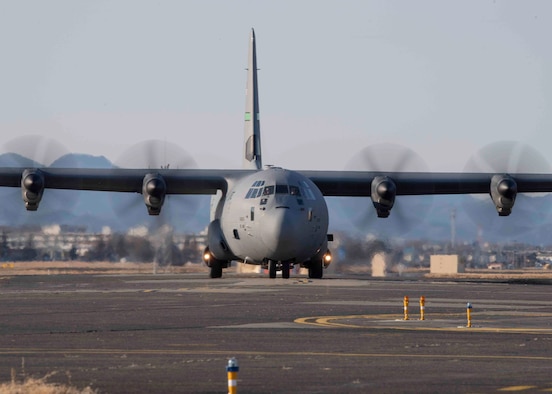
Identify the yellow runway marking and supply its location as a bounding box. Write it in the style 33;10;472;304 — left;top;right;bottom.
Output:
498;386;538;391
294;313;552;334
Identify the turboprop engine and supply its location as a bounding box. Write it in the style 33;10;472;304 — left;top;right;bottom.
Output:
142;173;166;215
371;176;396;218
21;169;45;211
490;174;517;216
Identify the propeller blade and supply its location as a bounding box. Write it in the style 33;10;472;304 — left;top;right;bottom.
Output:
465;141;550;174
114;139;197;169
0;135;80;220
463;141;552;239
110;140;202;235
1;134;74;167
337;143;433;237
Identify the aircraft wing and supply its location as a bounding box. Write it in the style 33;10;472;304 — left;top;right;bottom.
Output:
3;167;552;196
0;168;254;194
301;171;552;196
0;167;256;214
3;166;552;217
301;170;552;217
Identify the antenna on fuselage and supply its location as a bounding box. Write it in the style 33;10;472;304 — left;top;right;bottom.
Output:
243;28;262;170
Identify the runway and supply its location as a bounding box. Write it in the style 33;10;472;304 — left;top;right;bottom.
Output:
1;273;551;393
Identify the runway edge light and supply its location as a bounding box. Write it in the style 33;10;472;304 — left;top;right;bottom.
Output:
403;296;409;320
466;302;472;328
227;357;239;394
420;296;425;321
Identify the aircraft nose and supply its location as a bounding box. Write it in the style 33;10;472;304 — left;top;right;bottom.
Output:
260;207;304;260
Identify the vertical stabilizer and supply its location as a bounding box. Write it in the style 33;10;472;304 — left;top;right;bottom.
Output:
243;28;262;170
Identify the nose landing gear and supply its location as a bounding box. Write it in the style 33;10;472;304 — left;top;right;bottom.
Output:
266;260;293;279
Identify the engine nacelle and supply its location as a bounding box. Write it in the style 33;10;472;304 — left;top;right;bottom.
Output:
490;174;517;216
142;173;166;215
21;169;45;211
371;176;396;218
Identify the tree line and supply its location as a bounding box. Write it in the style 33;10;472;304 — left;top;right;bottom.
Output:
0;231;203;266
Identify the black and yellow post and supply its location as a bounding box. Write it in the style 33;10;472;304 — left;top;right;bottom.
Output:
227;357;239;394
419;296;425;320
403;296;409;320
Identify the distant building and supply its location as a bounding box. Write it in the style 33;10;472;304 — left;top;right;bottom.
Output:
430;255;465;274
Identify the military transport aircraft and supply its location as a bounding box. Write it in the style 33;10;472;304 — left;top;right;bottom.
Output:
1;28;552;279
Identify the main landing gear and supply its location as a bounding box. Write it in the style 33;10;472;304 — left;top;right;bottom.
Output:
307;259;323;279
265;257;327;279
307;251;331;279
203;248;229;278
209;260;224;278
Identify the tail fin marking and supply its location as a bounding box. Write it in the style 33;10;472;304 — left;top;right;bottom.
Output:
243;28;262;170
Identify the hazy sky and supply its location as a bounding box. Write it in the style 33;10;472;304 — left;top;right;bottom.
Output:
1;1;551;172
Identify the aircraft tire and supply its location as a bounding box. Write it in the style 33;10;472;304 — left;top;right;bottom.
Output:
308;260;323;279
268;260;277;279
209;261;223;278
282;261;290;279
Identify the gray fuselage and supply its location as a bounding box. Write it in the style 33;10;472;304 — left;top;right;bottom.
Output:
215;167;329;264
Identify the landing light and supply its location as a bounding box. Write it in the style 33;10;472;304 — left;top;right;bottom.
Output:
323;251;332;267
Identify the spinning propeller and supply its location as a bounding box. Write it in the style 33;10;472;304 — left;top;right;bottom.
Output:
462;141;552;238
337;143;433;238
0;135;80;223
111;139;203;233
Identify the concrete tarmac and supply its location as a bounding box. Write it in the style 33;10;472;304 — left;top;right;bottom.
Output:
0;273;551;393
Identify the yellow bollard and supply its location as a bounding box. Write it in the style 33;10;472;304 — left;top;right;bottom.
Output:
466;302;472;328
403;296;409;320
227;357;239;394
419;296;425;320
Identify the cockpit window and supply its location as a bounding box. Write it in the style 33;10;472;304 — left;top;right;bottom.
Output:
300;181;316;200
246;186;266;199
245;188;256;199
259;184;302;198
263;185;275;196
